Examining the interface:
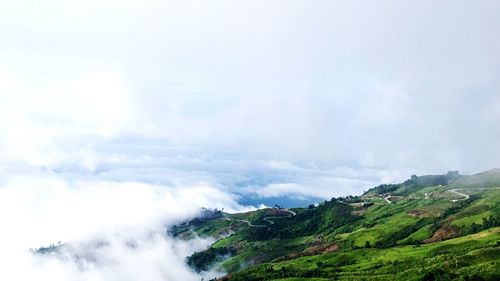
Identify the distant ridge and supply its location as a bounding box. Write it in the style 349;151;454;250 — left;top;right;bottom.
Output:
450;168;500;189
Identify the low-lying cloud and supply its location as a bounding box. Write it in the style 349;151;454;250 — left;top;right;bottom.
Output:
0;173;245;281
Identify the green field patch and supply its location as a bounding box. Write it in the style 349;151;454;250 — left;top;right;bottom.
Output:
398;224;433;244
452;210;494;227
344;212;419;247
454;204;490;219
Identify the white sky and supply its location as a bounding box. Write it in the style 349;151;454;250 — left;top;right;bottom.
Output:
0;0;499;210
1;1;499;176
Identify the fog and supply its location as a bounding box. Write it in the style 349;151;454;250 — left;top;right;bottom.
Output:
0;173;247;280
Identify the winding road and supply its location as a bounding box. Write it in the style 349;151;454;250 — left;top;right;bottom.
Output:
262;209;296;225
378;187;498;205
448;189;470;200
226;209;297;228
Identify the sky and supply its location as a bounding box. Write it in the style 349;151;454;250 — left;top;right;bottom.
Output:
0;0;500;280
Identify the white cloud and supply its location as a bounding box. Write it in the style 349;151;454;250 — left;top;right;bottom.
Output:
0;174;244;281
0;69;131;169
2;0;500;174
249;176;372;200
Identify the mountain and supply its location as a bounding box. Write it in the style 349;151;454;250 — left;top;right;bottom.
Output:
174;169;500;280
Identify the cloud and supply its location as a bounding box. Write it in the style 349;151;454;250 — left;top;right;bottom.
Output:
0;69;131;169
2;0;500;177
0;173;244;281
247;177;373;200
7;233;218;281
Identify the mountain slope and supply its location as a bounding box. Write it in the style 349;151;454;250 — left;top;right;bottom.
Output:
176;170;500;280
228;228;500;281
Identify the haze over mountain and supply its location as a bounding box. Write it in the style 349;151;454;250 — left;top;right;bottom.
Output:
0;0;499;280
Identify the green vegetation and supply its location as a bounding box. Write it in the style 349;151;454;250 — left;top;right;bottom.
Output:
187;247;236;272
174;169;500;280
229;228;500;281
365;171;461;196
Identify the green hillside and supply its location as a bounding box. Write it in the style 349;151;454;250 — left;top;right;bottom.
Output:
175;169;500;280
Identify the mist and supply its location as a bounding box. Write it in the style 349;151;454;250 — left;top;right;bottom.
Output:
0;173;248;280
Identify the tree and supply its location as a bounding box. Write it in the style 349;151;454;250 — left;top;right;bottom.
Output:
365;241;371;248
